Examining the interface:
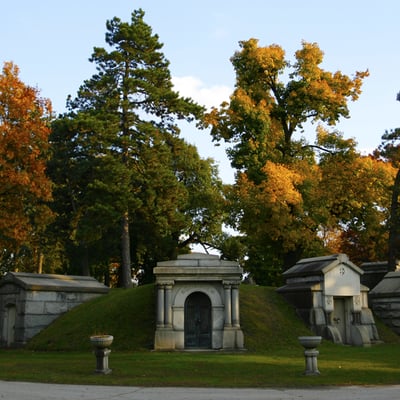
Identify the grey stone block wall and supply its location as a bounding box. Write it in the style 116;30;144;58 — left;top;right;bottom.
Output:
369;272;400;335
0;273;109;347
370;297;400;335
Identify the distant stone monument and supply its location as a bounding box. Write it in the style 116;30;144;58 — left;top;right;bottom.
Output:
369;271;400;335
360;261;390;290
153;253;244;350
277;254;380;346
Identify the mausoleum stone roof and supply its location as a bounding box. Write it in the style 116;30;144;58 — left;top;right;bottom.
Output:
156;252;239;268
0;272;109;293
370;272;400;297
283;254;363;279
154;253;243;282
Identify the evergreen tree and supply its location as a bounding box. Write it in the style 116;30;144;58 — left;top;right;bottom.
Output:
49;10;223;286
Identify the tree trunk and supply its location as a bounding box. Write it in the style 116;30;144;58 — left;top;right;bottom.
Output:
388;168;400;271
119;210;133;288
38;253;44;274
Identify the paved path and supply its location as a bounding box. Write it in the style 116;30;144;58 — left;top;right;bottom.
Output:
1;381;400;400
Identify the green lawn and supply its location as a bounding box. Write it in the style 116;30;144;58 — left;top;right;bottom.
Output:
1;284;400;387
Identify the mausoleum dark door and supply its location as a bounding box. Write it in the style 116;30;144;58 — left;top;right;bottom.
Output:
184;292;212;348
4;305;16;346
333;297;350;344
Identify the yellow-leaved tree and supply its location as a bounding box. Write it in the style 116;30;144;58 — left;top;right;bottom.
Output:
206;39;378;285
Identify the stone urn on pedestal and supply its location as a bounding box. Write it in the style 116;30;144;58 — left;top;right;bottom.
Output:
298;336;321;376
90;335;113;374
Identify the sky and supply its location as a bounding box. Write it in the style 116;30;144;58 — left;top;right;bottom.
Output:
2;0;400;183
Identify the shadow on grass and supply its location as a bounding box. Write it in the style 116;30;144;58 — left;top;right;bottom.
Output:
2;345;400;387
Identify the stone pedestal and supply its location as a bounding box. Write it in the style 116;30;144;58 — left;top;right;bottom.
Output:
303;348;320;376
93;348;112;375
90;335;113;374
154;328;177;350
222;327;244;349
298;336;321;376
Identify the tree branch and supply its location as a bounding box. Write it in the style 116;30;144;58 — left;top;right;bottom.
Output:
301;144;335;154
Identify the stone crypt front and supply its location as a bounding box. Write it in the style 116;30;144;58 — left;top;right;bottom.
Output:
153;253;244;350
277;254;379;346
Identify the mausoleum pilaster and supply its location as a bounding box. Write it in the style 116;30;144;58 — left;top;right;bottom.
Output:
156;281;175;328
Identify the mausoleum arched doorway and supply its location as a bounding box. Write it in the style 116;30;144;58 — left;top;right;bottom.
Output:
184;292;211;349
153;253;244;350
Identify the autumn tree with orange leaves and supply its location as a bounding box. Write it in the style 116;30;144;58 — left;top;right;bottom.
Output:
0;62;53;273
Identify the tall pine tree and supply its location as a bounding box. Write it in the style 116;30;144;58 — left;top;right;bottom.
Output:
50;10;205;287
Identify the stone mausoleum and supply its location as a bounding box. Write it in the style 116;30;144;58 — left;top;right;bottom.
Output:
0;272;109;347
277;254;380;346
153;253;244;350
369;271;400;335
